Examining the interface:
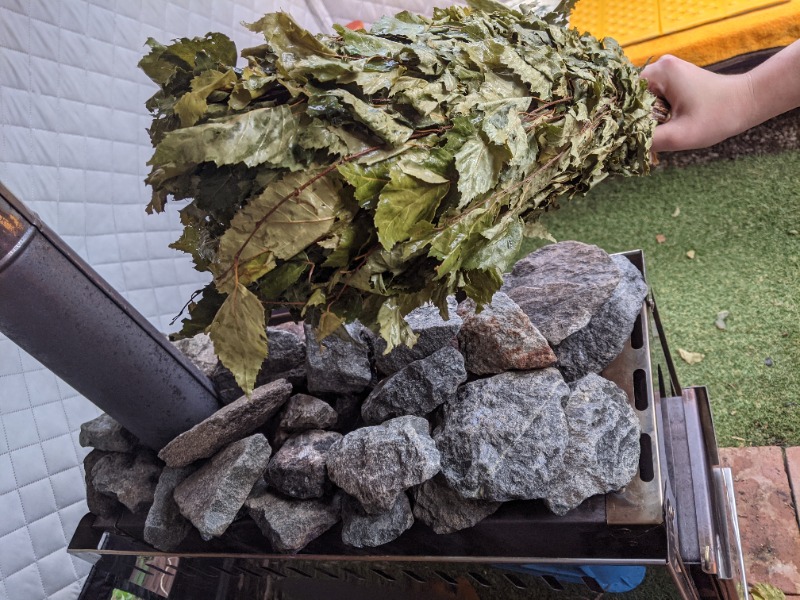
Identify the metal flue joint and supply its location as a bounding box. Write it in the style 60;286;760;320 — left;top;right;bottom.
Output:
0;183;221;450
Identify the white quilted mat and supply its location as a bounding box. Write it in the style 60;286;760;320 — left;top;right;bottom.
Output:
0;0;444;598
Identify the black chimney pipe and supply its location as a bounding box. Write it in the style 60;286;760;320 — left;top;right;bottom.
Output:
0;182;221;450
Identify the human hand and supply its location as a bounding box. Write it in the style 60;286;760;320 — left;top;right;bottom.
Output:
642;55;756;152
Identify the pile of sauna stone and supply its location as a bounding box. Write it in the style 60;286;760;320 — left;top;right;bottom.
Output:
79;241;647;554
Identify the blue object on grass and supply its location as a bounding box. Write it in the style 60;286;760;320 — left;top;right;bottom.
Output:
495;564;647;593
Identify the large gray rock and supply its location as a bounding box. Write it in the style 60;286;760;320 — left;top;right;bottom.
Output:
144;465;197;551
266;430;342;499
544;374;641;515
305;323;373;395
327;416;440;514
457;292;556;375
213;328;306;403
84;450;123;517
361;346;467;425
173;434;272;540
435;369;569;501
91;450;163;514
555;255;648;381
246;486;341;553
372;298;462;376
501;241;620;345
79;414;138;453
341;493;414;548
172;333;219;377
159;379;291;468
278;394;337;432
413;474;502;534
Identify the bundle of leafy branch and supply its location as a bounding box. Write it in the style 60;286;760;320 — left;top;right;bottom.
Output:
141;0;655;393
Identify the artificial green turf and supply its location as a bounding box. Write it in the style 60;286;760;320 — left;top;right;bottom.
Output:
526;151;800;447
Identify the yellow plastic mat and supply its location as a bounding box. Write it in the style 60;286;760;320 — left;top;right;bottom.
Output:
570;0;800;66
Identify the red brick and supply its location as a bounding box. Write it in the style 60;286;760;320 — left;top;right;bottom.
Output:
719;447;800;594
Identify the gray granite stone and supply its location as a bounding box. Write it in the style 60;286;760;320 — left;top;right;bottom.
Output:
435;369;569;501
502;241;620;345
305;323;372;395
84;450;123;517
158;379;291;468
372;298;462;376
413;474;502;534
278;394;337;432
144;465;197;551
79;414;138;453
361;346;467;425
327;416;440;514
555;255;648;381
266;430;342;499
544;374;641;516
246;486;341;553
341;493;414;548
174;434;272;540
457;292;556;375
213;328;306;403
91;450;162;514
172;332;219;377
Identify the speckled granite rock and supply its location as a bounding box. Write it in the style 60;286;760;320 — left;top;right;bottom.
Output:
159;379;291;467
305;323;373;395
371;298;462;376
457;292;556;375
91;450;162;514
246;485;341;553
327;416;440;514
278;394;337;432
341;493;414;548
544;374;640;515
502;241;620;345
413;474;502;534
173;434;271;540
144;465;198;551
266;430;342;499
79;414;138;453
435;369;569;501
361;346;466;425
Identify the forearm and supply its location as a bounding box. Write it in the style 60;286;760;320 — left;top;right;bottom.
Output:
744;40;800;129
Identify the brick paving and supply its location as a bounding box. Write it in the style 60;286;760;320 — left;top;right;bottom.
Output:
720;447;800;596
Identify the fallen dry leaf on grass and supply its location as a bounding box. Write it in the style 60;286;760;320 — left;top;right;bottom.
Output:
678;348;704;365
715;310;729;330
750;582;786;600
672;206;681;217
656;234;666;244
686;250;696;259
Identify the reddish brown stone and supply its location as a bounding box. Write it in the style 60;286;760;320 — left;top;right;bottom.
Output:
719;447;800;594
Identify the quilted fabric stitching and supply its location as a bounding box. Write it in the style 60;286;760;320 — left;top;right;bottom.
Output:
0;319;47;599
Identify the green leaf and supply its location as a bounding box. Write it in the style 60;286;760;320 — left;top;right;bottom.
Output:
453;136;507;208
257;258;309;300
175;284;226;339
377;298;418;353
323;89;413;146
370;12;428;40
338;161;392;207
208;283;267;394
333;24;406;57
150;105;299;170
245;12;334;69
174;69;238;127
213;170;344;290
375;166;449;249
